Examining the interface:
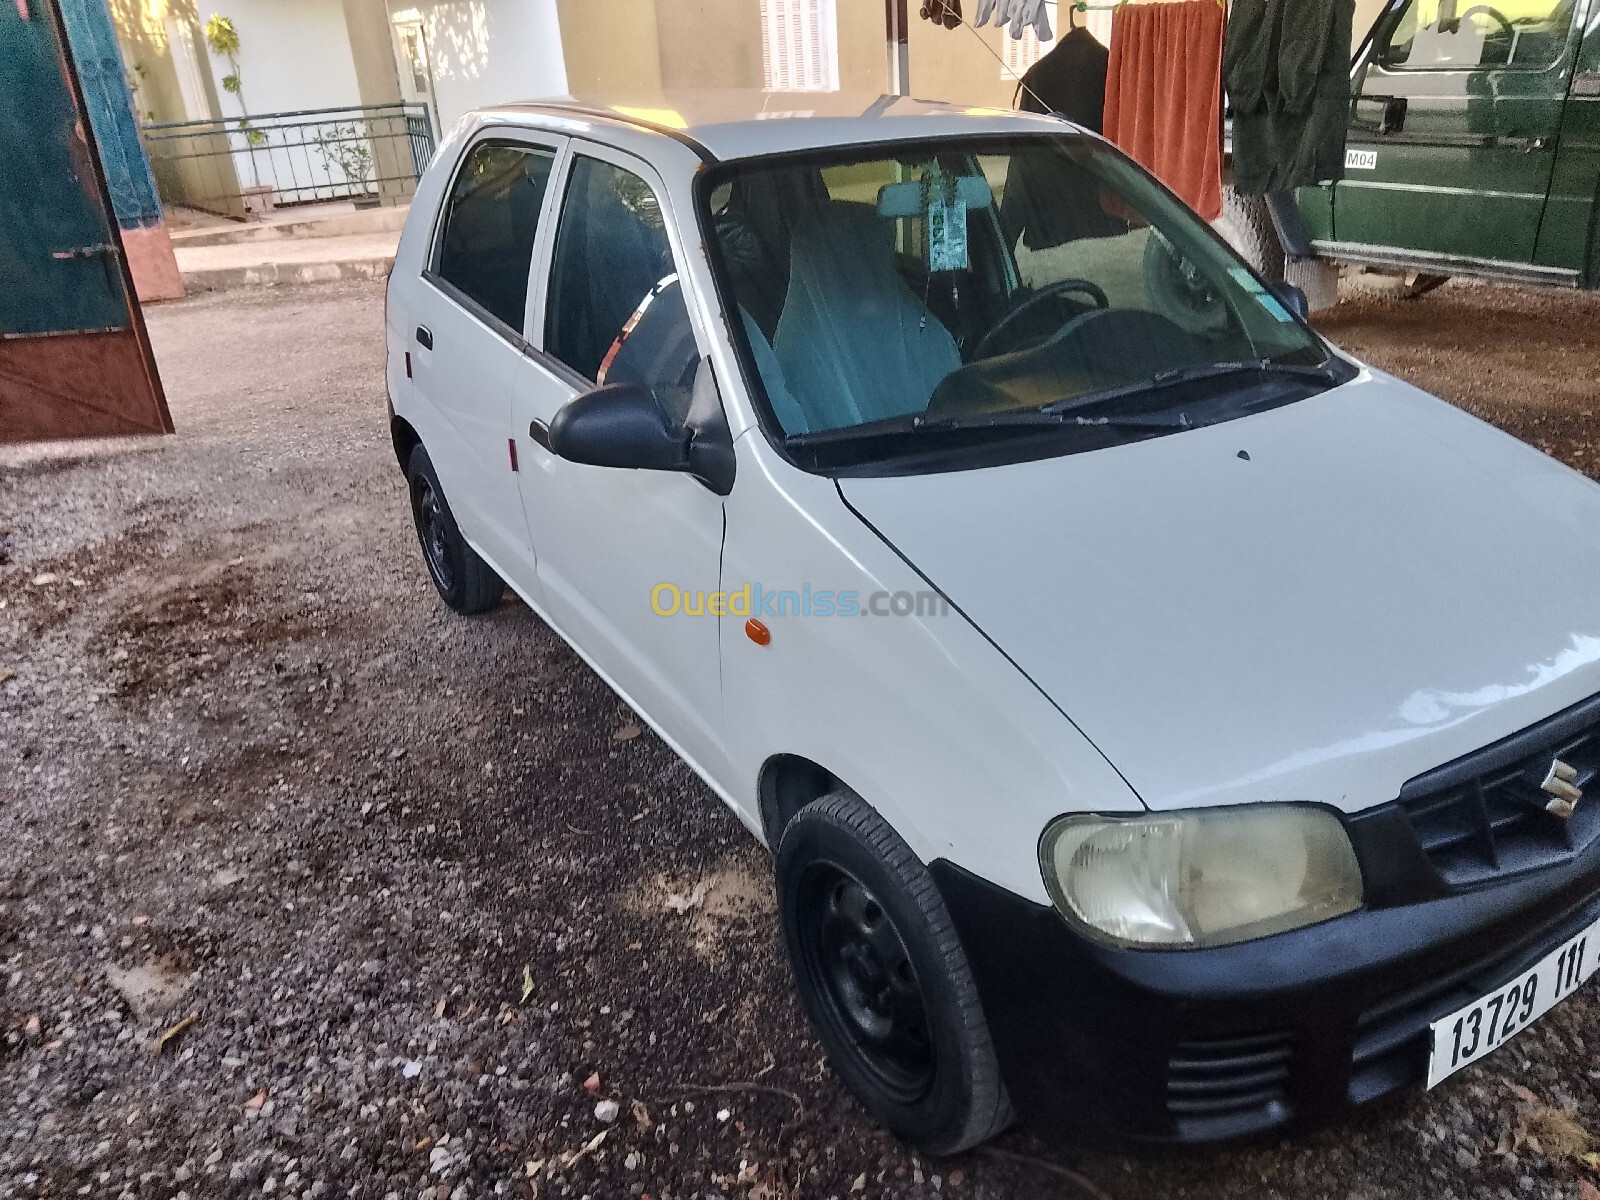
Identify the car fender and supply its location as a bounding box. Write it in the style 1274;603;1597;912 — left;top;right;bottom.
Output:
716;433;1143;905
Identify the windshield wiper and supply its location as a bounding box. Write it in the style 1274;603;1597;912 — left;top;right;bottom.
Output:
1040;358;1338;417
784;407;1193;451
786;410;1060;448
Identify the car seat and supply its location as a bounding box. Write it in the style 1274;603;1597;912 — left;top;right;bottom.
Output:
772;203;962;433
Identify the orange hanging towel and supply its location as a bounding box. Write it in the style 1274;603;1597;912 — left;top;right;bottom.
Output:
1103;0;1225;221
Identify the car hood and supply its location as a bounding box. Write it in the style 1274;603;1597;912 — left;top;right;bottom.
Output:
839;373;1600;814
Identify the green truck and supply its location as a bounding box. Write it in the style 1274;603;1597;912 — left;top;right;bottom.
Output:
1224;0;1600;297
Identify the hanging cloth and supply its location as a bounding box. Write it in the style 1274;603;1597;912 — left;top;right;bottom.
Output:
1223;0;1355;194
1016;25;1109;130
919;0;963;28
1102;0;1225;221
1002;22;1124;251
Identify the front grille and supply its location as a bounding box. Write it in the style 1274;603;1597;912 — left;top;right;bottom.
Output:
1167;1031;1293;1137
1398;699;1600;889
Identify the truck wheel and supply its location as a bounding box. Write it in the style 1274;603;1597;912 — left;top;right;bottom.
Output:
776;791;1012;1155
1346;267;1450;300
1214;187;1285;282
407;445;506;615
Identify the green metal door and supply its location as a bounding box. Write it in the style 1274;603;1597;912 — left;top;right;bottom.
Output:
0;0;169;441
1332;0;1582;271
1;0;131;333
1536;4;1600;278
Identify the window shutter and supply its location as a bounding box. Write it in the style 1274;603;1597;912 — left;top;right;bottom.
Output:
761;0;839;92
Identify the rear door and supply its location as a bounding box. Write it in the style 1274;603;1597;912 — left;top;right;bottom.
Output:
1334;0;1582;267
410;132;563;586
1;0;168;442
1536;6;1600;275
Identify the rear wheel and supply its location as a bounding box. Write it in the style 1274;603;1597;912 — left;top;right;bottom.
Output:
407;445;506;615
776;791;1012;1155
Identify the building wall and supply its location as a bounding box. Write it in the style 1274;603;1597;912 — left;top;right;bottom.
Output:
553;0;1033;107
206;0;364;116
108;0;211;123
401;0;569;131
556;0;661;94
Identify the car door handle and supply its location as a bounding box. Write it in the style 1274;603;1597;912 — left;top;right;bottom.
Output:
415;325;433;350
1354;94;1407;135
528;419;551;450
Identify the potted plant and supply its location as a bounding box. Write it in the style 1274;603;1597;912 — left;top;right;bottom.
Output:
314;124;378;207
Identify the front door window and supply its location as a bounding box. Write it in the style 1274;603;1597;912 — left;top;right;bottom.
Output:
1376;0;1576;71
543;155;700;424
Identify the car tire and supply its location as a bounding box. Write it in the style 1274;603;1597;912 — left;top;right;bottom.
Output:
406;445;506;615
776;790;1012;1155
1213;186;1285;282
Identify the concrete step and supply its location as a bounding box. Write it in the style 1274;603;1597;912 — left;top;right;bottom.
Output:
174;231;399;292
171;204;409;248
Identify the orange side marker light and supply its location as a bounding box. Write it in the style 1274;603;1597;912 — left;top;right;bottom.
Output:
745;618;771;646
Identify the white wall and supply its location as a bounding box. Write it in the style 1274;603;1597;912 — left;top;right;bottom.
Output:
400;0;568;131
203;0;370;201
208;0;366;115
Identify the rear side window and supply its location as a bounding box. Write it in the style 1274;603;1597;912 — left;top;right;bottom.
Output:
544;155;697;418
434;141;555;333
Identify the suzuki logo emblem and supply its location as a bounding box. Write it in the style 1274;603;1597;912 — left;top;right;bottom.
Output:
1541;759;1583;820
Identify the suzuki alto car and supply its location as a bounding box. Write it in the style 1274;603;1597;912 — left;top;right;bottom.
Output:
385;92;1600;1153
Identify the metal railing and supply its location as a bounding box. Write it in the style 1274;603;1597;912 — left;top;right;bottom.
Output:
141;103;436;219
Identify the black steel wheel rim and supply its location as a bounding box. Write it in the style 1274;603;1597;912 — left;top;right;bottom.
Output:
413;475;454;593
798;863;935;1103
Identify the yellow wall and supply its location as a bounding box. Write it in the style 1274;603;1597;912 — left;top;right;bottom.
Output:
554;0;1033;106
555;0;664;92
108;0;203;123
656;0;766;89
905;17;1032;108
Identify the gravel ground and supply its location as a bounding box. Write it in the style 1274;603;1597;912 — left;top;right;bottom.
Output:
4;279;1600;1200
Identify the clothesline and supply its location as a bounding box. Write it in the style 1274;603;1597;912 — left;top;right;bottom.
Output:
1068;0;1225;11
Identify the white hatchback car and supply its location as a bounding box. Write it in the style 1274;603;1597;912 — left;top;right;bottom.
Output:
386;93;1600;1153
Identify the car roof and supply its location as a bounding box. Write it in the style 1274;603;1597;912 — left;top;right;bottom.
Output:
478;90;1075;161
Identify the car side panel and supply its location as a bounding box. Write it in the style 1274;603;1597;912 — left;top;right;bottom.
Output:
716;434;1144;904
1535;5;1600;275
388;121;478;512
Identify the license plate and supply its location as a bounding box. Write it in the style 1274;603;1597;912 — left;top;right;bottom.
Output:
1427;916;1600;1089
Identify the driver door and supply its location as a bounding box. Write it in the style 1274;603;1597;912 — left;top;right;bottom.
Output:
510;142;729;781
1333;0;1581;265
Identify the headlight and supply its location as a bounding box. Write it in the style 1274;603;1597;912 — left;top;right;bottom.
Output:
1038;806;1363;949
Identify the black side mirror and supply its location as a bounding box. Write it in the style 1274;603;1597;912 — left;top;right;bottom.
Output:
1270;282;1310;321
548;365;736;496
549;382;690;472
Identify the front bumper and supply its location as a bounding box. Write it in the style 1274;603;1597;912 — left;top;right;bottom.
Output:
931;841;1600;1150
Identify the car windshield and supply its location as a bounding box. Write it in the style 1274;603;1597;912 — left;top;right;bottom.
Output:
703;135;1343;471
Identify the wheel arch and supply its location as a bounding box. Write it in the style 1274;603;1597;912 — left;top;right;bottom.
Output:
758;753;848;850
391;413;422;473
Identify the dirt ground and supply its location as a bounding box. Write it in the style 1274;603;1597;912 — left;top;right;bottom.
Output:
4;279;1600;1200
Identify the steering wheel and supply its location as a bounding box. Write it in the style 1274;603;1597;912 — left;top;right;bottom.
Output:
974;278;1110;360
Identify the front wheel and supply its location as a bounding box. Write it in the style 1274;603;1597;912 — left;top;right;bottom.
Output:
776;792;1012;1155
